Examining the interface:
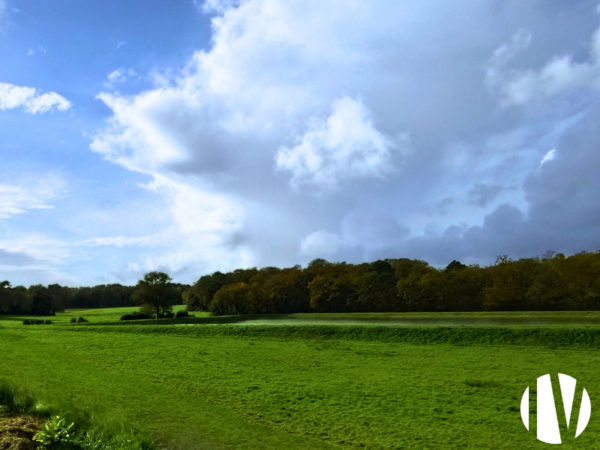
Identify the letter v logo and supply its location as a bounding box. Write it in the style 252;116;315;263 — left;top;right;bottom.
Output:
521;374;591;444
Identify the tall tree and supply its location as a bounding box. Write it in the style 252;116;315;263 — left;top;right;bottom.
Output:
132;272;178;318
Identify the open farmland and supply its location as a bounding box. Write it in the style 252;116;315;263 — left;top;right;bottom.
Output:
2;309;600;448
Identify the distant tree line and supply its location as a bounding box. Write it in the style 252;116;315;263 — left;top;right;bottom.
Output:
0;283;137;316
184;251;600;314
0;280;190;316
2;251;600;315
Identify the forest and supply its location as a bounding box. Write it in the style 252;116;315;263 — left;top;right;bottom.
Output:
186;251;600;314
2;251;600;316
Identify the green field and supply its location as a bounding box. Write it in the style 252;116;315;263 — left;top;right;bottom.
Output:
2;309;600;448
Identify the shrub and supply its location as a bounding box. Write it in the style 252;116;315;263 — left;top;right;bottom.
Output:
120;312;153;321
77;317;88;323
175;310;191;318
70;318;77;323
23;319;51;325
33;415;76;448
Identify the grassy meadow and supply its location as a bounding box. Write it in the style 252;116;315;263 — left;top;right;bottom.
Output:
2;308;600;448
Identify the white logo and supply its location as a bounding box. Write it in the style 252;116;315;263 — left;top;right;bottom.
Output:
521;373;591;444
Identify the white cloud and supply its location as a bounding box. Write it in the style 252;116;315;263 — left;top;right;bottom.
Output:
0;176;64;219
26;47;47;57
89;1;600;278
0;82;71;114
487;20;600;106
0;233;70;266
276;97;399;190
104;68;137;89
0;232;75;285
485;29;532;103
300;230;341;258
200;0;239;14
540;148;556;166
81;234;162;248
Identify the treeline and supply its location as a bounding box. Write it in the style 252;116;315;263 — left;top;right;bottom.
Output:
184;251;600;314
0;281;191;316
0;283;136;316
3;251;600;316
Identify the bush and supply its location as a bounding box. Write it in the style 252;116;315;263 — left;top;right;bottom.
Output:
175;310;191;318
120;312;153;321
23;319;51;325
71;317;88;323
33;415;76;448
158;311;174;319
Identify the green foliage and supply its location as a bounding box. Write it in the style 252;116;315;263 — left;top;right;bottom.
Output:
4;250;600;318
210;282;250;315
120;312;153;321
23;319;52;325
131;272;179;318
181;251;600;315
71;317;88;323
1;282;139;315
33;415;76;448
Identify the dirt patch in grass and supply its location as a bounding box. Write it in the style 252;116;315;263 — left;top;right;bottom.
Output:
0;413;44;450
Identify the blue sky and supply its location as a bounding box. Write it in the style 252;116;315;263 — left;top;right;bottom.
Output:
1;0;600;286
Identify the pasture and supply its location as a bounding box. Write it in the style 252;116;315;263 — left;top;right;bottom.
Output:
1;309;600;448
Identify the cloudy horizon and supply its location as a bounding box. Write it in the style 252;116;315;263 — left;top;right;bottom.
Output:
1;0;600;286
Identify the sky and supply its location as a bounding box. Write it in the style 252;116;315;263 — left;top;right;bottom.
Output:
1;0;600;286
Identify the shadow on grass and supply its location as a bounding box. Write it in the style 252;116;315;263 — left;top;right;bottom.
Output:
93;313;293;326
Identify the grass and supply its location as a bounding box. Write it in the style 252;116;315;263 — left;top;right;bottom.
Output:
2;309;600;448
0;380;155;449
0;304;196;327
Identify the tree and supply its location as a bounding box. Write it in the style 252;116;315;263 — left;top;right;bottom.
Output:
28;285;56;316
0;281;11;313
132;272;178;318
184;271;228;311
210;282;250;315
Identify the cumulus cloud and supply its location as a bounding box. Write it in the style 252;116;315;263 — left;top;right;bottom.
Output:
89;0;600;279
0;82;71;114
276;97;400;190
